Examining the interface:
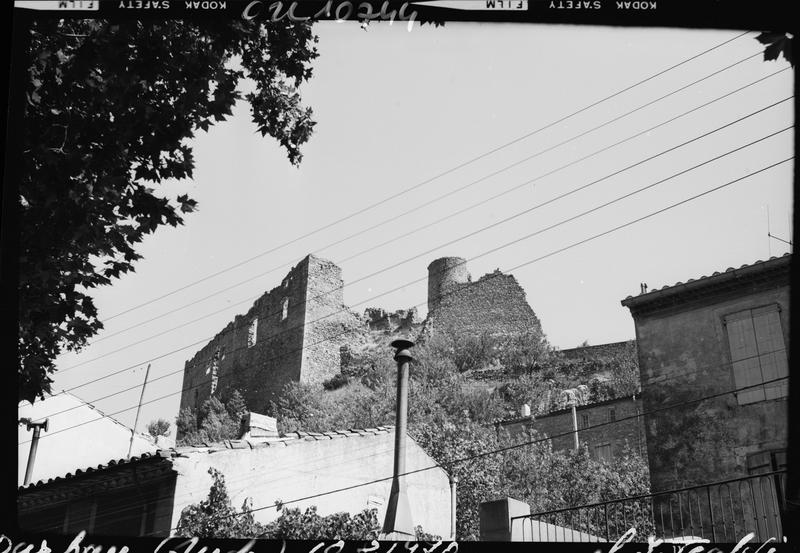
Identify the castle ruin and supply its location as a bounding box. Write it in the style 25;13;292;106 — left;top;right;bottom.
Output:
178;254;542;416
179;255;365;415
423;256;543;339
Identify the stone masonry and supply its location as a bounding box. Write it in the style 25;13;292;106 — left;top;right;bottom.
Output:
179;255;364;415
180;254;545;421
423;257;543;338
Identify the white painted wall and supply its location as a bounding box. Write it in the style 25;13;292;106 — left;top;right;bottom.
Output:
169;431;452;538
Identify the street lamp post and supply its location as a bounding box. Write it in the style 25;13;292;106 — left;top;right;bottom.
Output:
380;338;416;540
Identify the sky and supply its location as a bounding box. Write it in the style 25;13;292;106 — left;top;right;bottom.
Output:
30;22;793;441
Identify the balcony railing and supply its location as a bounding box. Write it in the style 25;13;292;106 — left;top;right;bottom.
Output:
510;470;787;543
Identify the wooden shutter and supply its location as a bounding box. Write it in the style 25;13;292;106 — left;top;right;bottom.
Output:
725;310;765;404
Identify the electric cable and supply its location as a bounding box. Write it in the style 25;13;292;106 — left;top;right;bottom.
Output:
100;32;754;323
54;121;794;400
83;66;791;348
21;154;793;445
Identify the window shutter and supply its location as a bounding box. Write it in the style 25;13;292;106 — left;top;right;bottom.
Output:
751;306;788;400
725;314;765;404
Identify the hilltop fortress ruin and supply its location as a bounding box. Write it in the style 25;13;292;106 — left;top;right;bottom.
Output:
178;254;543;415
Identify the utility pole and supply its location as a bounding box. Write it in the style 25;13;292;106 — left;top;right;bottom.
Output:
128;363;151;459
380;339;415;540
571;404;579;451
22;418;49;486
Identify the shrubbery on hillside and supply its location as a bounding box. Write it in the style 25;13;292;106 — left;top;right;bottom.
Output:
175;330;647;539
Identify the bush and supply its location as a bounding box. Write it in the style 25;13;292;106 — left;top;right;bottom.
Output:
176;388;248;445
146;418;171;438
261;505;380;540
176;468;265;538
322;372;350;390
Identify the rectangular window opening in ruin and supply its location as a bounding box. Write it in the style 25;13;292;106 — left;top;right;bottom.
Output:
724;304;788;405
608;408;616;422
281;298;289;321
247;317;258;347
581;414;589;429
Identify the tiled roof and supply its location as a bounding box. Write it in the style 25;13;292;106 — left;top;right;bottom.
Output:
173;425;395;454
18;450;171;492
19;426;397;493
621;254;791;309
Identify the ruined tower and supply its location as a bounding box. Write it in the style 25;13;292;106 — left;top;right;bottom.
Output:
427;256;470;312
423;256;544;339
178;255;365;416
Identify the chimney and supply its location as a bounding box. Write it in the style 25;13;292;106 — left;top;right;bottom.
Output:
239;412;280;440
520;404;531;417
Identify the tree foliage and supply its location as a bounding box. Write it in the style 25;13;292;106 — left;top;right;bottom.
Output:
266;336;650;539
177;468;381;540
756;32;794;66
261;505;381;540
176;388;249;445
146;418;171;438
19;18;318;402
176;468;266;538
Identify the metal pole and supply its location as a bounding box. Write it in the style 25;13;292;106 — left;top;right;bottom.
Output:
23;419;49;486
381;339;415;540
449;474;458;540
128;363;151;459
572;404;579;451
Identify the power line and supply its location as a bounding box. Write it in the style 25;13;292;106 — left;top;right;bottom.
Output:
23;155;793;444
100;32;753;323
30;365;788;533
142;375;787;535
56;120;793;392
35;333;788;431
59;65;792;376
84;65;790;349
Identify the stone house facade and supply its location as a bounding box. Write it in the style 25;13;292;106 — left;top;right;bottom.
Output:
621;254;790;493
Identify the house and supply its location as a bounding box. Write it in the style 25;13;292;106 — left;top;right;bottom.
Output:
620;254;790;540
494;394;646;462
17;390;160;487
17;420;453;538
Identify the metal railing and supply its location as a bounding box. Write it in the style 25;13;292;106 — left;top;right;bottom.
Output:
511;470;787;542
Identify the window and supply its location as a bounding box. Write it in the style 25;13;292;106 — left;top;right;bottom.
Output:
595;443;613;463
747;449;787;475
281;298;289;321
209;348;221;395
581;414;589;429
724;304;788;404
247;317;258;348
608;408;616;422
